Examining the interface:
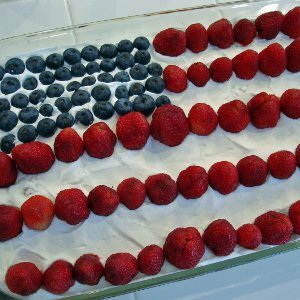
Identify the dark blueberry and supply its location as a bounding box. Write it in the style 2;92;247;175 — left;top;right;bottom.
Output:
114;71;130;82
5;58;25;75
147;62;163;77
86;62;100;75
46;53;64;69
37;118;57;138
22;77;38;91
56;113;75;129
18;107;39;124
39;104;53;117
115;52;135;70
55;97;72;112
0;134;15;153
0;111;18;131
97;72;114;83
92;101;114;120
129;64;148;80
0;98;10;112
29;90;46;105
100;59;115;72
17;125;37;143
67;81;81;92
134;50;151;65
133;36;150;50
0;66;4;81
117;39;134;53
114;98;133;116
75;109;94;126
91;85;111;101
81;45;100;61
46;83;64;98
100;44;118;58
133;94;155;116
156;95;171;107
129;82;145;96
54;67;72;81
115;85;129;99
71;89;90;106
39;71;55;85
81;76;96;86
145;76;165;94
25;56;46;73
63;48;81;65
1;77;20;95
11;93;29;109
71;63;86;77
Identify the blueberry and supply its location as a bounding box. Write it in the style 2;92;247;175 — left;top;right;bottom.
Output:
37;118;57;138
56;113;75;129
145;76;165;94
92;101;114;120
129;82;145;96
67;81;81;92
156;95;171;107
75;109;94;126
55;67;72;81
86;62;100;75
25;56;46;73
1;77;20;95
133;94;155;116
81;45;100;61
29;90;46;105
114;71;130;82
115;85;129;99
115;52;135;70
22;77;38;90
46;53;64;69
0;134;15;153
129;64;148;80
100;59;115;72
39;71;55;85
46;83;64;98
11;93;29;109
0;111;18;131
39;104;53;117
97;72;114;83
0;98;10;112
17;125;37;143
71;89;90;106
133;36;150;50
0;66;5;81
114;98;133;116
91;85;111;101
18;107;39;124
117;39;134;53
5;58;25;75
55;97;72;112
82;76;96;86
134;50;151;65
100;44;118;58
147;62;163;77
71;63;86;77
63;48;81;65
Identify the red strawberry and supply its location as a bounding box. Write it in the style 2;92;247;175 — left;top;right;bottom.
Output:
289;200;300;234
138;244;164;275
74;254;104;285
88;185;119;216
54;128;84;163
267;150;296;179
247;92;280;129
54;188;90;225
163;65;187;93
254;211;293;245
21;195;54;230
232;49;259;80
176;165;208;199
187;62;210;87
0;205;22;241
153;28;186;56
209;57;233;83
145;173;177;205
255;11;284;40
116;112;150;150
151;104;189;147
296;144;300;167
185;23;208;53
259;43;287;77
280;89;300;119
237;224;262;249
117;177;145;210
163;227;205;269
104;253;138;285
0;152;17;187
188;103;218;136
207;19;234;49
42;260;74;294
5;262;42;296
286;38;300;73
217;100;250;133
203;219;237;256
11;141;55;174
208;161;239;195
237;155;268;187
233;18;257;46
281;7;300;39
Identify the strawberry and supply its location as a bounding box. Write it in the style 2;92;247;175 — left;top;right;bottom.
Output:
296;144;300;167
187;62;210;87
281;7;300;39
185;23;208;53
237;224;262;249
286;38;300;73
288;200;300;234
150;104;189;147
163;65;187;93
0;152;17;187
207;19;234;49
280;88;300;119
138;244;164;275
233;18;257;46
11;141;55;174
209;57;233;83
0;205;23;241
